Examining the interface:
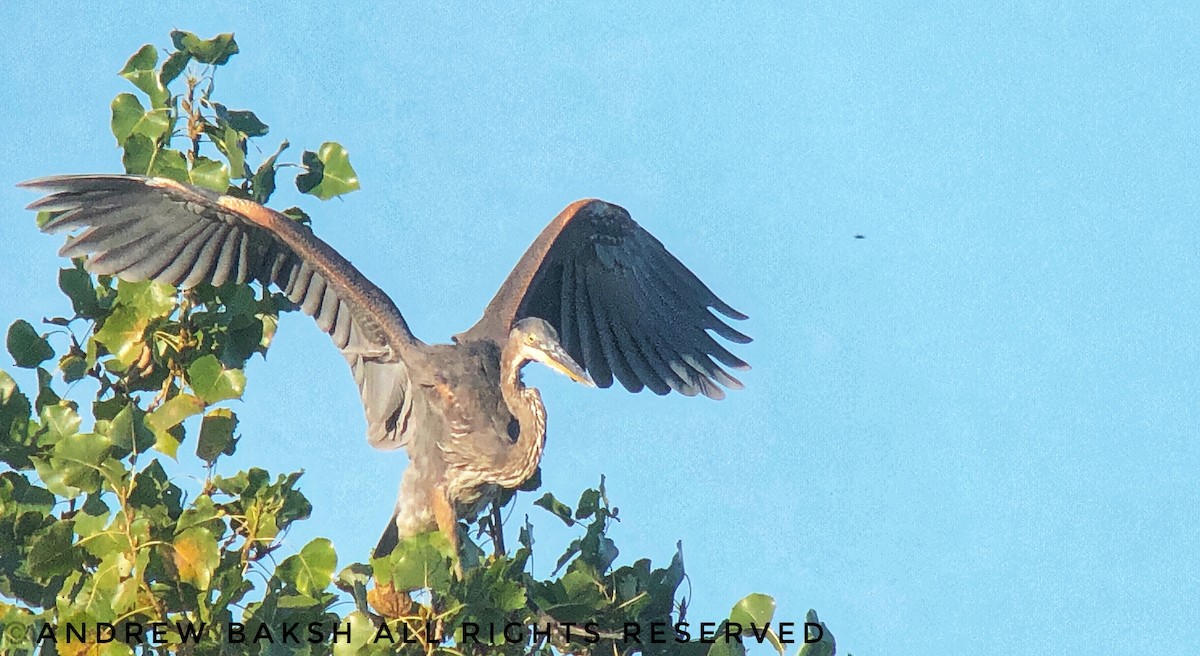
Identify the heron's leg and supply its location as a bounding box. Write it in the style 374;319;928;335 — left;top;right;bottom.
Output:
430;485;463;578
490;500;506;556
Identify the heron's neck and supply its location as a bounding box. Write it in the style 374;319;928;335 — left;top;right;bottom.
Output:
497;343;547;487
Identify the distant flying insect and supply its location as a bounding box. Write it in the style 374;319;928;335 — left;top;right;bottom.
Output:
21;175;750;564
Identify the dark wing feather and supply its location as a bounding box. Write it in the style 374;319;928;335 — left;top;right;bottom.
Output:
21;174;421;449
456;199;749;399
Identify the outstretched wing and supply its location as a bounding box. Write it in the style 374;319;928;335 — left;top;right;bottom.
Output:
456;199;750;399
21;174;420;450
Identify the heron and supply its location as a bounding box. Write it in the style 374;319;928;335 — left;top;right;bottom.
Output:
20;175;750;565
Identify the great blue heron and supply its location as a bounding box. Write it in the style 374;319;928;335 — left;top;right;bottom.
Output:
20;175;749;564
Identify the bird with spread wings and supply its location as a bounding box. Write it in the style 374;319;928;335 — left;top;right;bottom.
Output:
21;175;749;566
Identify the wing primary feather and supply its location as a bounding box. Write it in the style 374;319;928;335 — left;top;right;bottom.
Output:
648;247;748;321
123;217;213;282
209;228;243;287
301;272;328;316
157;221;221;287
182;225;231;288
695;329;751;371
558;257;579;360
234;231;252;283
586;264;642;393
574;258;612;387
58;215;146;258
288;260;315;302
85;216;190;276
608;307;669;394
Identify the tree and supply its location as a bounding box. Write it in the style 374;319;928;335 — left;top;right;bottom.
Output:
0;31;840;656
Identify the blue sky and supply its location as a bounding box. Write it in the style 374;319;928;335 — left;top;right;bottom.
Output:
2;3;1198;654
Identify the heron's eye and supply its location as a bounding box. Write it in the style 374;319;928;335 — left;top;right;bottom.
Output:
526;333;536;344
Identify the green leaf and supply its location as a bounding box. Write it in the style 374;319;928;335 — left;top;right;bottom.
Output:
92;306;147;369
576;488;601;520
150;147;189;182
7;320;54;368
332;611;375;656
279;537;337;596
0;472;55;515
121;133;156;175
0;371;34;468
281;206;311;225
108;403;156;455
159;50;190;86
187;355;246;404
196;408;238;464
798;610;836;656
729;593;775;628
189;156;230;192
34;430;111;498
296;142;360;200
212;102;269;137
117;279;177;318
119;44;168;107
251;140;289;203
170;30;239;65
372;531;454;591
111;93;169;144
59;354;87;383
145;393;204;457
534;492;575;526
211;124;246;179
40;402;81;443
58;265;101;319
27;521;77;578
173;526;220;590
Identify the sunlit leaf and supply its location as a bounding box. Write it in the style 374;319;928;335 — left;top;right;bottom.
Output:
210;124;246;179
173;527;220;589
279;537;337;596
296;142;360;200
187;355;246;404
92;307;147;369
189;156;230;192
372;531;454;591
145;393;204;457
117;279;177;318
119;44;168;107
729;593;775;629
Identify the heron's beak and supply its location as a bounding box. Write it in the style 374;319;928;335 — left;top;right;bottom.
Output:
535;342;594;387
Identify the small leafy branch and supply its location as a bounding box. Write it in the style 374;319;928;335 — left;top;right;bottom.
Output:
0;32;840;656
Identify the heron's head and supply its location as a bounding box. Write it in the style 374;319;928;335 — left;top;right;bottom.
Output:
509;317;593;386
